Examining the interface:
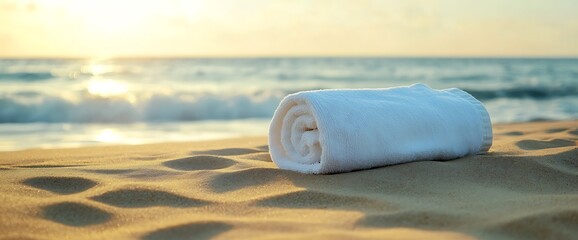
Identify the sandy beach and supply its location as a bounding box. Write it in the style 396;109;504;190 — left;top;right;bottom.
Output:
1;120;577;239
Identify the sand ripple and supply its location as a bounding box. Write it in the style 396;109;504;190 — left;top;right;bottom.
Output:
23;177;96;195
91;188;209;208
208;168;285;193
164;155;236;171
43;202;111;226
516;139;576;150
142;221;232;240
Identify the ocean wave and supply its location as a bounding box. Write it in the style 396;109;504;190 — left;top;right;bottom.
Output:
0;85;576;123
463;86;578;100
0;71;54;81
0;92;281;123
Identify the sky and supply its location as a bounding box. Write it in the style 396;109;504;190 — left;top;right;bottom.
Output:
0;0;577;57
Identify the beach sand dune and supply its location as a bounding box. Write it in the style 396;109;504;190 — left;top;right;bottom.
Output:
1;121;577;239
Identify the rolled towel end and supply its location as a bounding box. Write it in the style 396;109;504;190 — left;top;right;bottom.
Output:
269;83;493;174
268;95;325;174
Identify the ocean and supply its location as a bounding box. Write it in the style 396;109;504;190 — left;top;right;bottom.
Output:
1;57;577;151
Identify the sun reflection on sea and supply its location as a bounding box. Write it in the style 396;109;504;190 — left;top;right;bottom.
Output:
87;79;129;97
94;129;122;143
81;64;115;76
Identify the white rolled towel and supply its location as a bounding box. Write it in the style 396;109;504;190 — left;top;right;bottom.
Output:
268;83;492;174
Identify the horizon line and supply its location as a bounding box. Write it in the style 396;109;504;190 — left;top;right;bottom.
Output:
1;54;578;60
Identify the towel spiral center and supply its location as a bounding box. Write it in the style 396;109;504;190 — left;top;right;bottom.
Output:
280;104;322;164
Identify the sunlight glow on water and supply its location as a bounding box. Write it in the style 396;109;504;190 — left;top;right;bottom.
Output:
0;119;270;151
87;79;129;97
83;64;113;75
94;129;122;143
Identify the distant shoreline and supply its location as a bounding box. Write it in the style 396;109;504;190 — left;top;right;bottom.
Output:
1;120;576;153
2;55;578;60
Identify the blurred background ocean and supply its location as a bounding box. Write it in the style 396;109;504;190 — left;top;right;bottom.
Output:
1;57;577;151
2;0;578;151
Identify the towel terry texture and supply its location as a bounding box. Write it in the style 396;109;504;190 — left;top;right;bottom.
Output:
268;83;493;174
